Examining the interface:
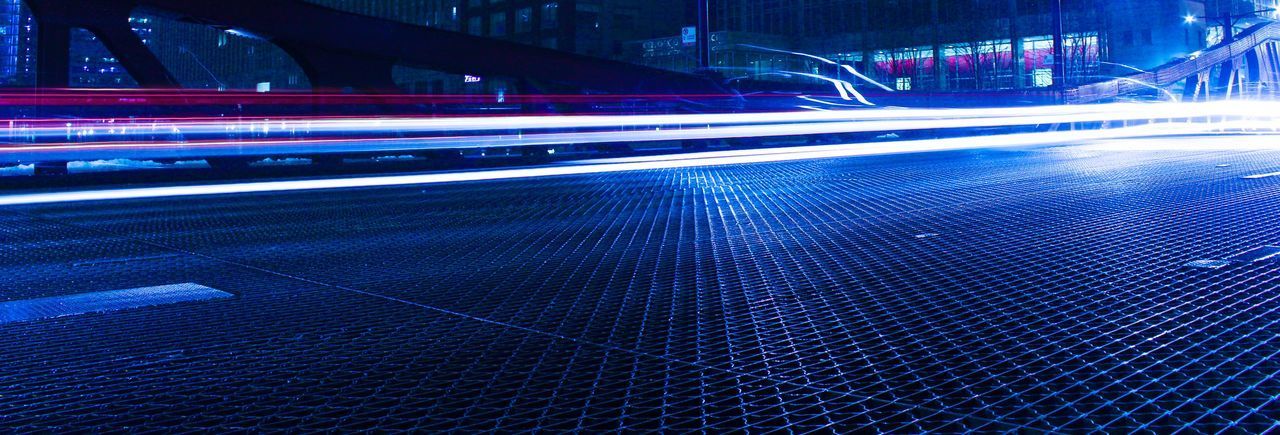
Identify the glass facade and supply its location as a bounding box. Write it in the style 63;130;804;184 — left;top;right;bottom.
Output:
69;19;154;88
0;0;32;86
0;0;1247;93
307;0;464;31
625;0;1217;91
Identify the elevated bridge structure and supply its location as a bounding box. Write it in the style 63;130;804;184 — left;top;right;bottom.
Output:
1070;22;1280;104
23;0;724;95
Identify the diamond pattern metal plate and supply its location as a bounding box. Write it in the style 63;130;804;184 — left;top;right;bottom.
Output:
2;145;1279;432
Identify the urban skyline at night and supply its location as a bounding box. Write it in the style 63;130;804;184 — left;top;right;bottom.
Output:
1;0;1280;432
2;0;1273;93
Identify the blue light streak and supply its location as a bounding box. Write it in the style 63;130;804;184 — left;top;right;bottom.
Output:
0;120;1270;206
3;101;1276;164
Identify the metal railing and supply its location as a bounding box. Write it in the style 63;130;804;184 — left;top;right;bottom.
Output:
1069;22;1280;104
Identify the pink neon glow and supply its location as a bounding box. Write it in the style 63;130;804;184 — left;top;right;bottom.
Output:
0;101;1277;165
0;121;1266;207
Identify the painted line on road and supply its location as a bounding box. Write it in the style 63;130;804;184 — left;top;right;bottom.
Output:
0;283;232;324
1243;171;1280;179
1227;245;1280;263
73;253;185;267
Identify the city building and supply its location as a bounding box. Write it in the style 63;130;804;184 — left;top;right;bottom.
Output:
308;0;463;31
631;0;1272;93
6;0;1270;95
0;1;156;88
289;0;684;94
305;0;467;93
0;0;692;94
68;17;156;88
136;16;310;91
0;0;34;86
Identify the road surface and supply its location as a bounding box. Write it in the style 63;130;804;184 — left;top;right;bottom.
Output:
2;137;1278;431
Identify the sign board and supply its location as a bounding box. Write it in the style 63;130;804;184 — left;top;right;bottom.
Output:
681;26;697;46
1032;68;1053;88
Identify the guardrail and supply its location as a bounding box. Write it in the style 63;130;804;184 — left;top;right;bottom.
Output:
1069;22;1280;104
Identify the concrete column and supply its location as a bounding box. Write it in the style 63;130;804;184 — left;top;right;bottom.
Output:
696;0;710;69
34;22;70;89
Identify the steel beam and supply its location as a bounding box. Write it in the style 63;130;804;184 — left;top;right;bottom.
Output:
130;0;723;94
24;0;178;88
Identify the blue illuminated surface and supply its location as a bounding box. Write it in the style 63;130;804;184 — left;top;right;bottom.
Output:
0;283;230;324
0;140;1278;431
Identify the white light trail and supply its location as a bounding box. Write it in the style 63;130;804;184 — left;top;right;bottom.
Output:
4;101;1267;144
737;43;895;91
4;100;1280;164
4;102;1271;163
840;64;895;92
778;71;874;105
0;121;1264;207
1243;171;1280;179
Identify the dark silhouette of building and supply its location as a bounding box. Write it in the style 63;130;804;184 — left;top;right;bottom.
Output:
5;0;1273;95
0;0;151;88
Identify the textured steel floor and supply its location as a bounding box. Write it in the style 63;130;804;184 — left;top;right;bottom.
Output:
2;142;1280;432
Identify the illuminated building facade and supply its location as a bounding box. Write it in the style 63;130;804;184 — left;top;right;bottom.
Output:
68;18;156;88
632;0;1257;92
0;0;33;86
0;2;156;89
2;0;1268;94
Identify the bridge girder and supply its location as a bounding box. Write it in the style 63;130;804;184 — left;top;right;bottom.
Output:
25;0;178;88
23;0;725;94
1074;22;1280;104
1183;41;1280;102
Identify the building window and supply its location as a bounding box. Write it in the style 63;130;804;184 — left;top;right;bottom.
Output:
1033;68;1053;87
895;77;912;91
467;16;482;35
541;3;559;29
516;7;533;33
490;12;507;37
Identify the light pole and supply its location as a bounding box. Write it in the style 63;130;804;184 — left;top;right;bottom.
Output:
1051;0;1065;100
696;0;710;70
1186;8;1277;45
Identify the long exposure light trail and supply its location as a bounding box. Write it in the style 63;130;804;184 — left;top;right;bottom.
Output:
0;121;1268;207
3;101;1258;142
2;105;1068;137
0;113;1184;158
3;101;1278;164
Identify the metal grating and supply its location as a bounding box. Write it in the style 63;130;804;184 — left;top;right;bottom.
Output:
2;145;1280;431
0;283;230;324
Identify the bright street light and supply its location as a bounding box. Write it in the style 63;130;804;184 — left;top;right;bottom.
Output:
1184;14;1197;24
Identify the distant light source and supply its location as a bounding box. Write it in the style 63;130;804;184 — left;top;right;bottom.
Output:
224;29;263;40
1184;14;1197;24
